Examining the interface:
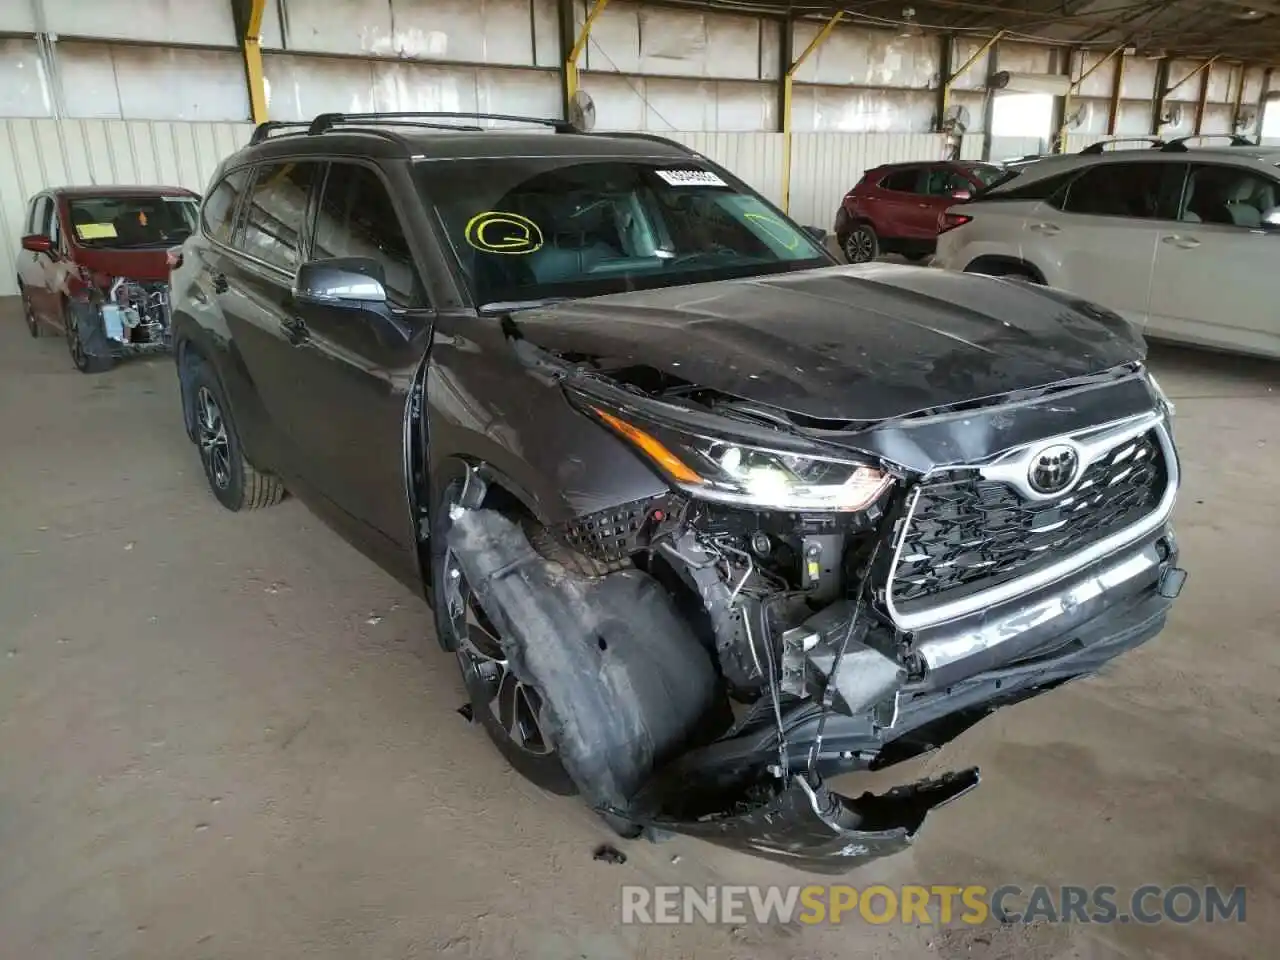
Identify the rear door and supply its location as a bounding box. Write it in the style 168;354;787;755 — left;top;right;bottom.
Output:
280;160;434;561
874;166;934;238
1147;162;1280;356
1024;160;1184;324
214;159;326;478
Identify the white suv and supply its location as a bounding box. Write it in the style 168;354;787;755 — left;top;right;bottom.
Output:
933;143;1280;359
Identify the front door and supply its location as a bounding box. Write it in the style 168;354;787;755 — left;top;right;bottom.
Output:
18;195;56;322
1147;162;1280;356
281;160;434;567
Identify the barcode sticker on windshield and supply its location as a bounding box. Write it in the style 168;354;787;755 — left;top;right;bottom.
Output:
654;169;728;187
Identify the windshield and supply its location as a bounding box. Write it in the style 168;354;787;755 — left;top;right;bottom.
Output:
418;158;830;307
68;195;197;248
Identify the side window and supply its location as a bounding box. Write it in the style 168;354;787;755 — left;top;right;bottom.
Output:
1061;162;1181;219
27;196;50;236
312;162;422;307
240;161;323;271
880;168;922;193
921;168;970;196
202;168;250;245
1182;164;1280;228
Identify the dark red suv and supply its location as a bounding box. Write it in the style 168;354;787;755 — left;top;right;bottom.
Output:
834;160;1002;264
16;185;199;372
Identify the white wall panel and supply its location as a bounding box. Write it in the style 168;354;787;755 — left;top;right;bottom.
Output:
584;0;763;80
1073;51;1116;99
59;43;249;122
1119;57;1158;101
959;134;985;161
532;0;561;68
789;132;950;229
1063;132;1108;153
949;91;987;133
0;1;37;32
666;132;784;207
988;135;1044;163
40;0;237;46
584;74;773;132
792;23;940;89
0;117;252;296
1165;60;1206;102
264;53;561;122
998;42;1053;76
1200;104;1234;135
0;40;53;118
1243;66;1268;103
792;85;935;133
1116;100;1154;136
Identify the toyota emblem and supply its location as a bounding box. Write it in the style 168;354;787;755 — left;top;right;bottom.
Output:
1028;444;1080;495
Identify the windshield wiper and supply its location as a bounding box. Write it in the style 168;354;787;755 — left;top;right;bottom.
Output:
478;298;570;315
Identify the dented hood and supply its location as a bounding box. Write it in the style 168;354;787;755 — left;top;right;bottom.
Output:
515;263;1146;422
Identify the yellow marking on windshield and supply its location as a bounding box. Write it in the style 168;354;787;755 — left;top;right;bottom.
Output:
744;212;801;250
464;211;544;255
75;223;117;240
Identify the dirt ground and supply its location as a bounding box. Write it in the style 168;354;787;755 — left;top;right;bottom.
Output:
1;296;1276;960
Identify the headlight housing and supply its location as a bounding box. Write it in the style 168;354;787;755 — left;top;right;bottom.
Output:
1146;372;1175;418
591;407;892;512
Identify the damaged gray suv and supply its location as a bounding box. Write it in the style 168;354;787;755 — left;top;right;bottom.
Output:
170;112;1187;872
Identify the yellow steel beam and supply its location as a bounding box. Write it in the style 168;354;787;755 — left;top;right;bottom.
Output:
1165;56;1218;98
1057;44;1125;150
1230;61;1249;135
781;12;843;214
1106;51;1126;135
244;0;268;124
941;29;1005;119
565;0;611;105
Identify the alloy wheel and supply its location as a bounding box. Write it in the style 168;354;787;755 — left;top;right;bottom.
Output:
444;549;554;757
195;386;232;491
844;228;876;263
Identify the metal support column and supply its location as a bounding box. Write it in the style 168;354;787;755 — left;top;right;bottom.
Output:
564;0;610;112
1230;63;1248;137
1157;57;1216;135
1106;52;1126;135
1151;58;1171;135
1193;64;1212;135
242;0;268;124
780;12;843;214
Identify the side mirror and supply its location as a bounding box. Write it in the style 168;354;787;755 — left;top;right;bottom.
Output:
293;257;387;306
21;234;52;253
802;224;827;242
950;189;972;201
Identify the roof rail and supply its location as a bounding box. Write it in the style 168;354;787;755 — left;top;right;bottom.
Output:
249;121;311;145
306;111;576;136
581;130;697;155
1079;137;1164;154
1161;134;1256;152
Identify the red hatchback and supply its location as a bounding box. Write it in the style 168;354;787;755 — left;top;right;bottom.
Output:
834;160;1003;264
16;185;199;372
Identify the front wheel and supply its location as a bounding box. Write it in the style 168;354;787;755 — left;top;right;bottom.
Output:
21;286;41;337
432;487;576;795
64;301;113;373
841;224;879;264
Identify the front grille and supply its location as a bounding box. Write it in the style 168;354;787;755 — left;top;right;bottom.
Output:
891;430;1167;608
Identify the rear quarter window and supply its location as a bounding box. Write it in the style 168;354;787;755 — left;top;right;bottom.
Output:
202;168;250;245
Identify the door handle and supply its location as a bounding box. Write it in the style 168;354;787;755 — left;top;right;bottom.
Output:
1029;222;1061;235
280;315;310;345
1161;234;1201;249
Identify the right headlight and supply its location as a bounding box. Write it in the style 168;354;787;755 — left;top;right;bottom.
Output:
590;407;893;512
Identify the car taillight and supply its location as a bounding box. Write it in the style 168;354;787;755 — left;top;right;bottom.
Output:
166;246;184;269
938;212;973;234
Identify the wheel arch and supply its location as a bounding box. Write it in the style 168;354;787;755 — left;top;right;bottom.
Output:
962;255;1046;284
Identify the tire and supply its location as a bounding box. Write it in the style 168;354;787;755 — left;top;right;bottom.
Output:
20;284;41;338
64;300;114;373
841;223;879;264
188;358;286;511
432;481;577;796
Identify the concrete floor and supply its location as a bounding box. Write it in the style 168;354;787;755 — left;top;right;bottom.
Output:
1;296;1276;960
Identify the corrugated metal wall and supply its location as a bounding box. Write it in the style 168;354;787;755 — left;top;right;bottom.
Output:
1;118;252;295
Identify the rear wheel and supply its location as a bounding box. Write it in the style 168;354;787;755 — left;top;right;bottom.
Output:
841;224;879;264
188;359;286;511
20;285;41;337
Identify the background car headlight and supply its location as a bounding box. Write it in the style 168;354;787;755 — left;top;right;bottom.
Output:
593;408;892;511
